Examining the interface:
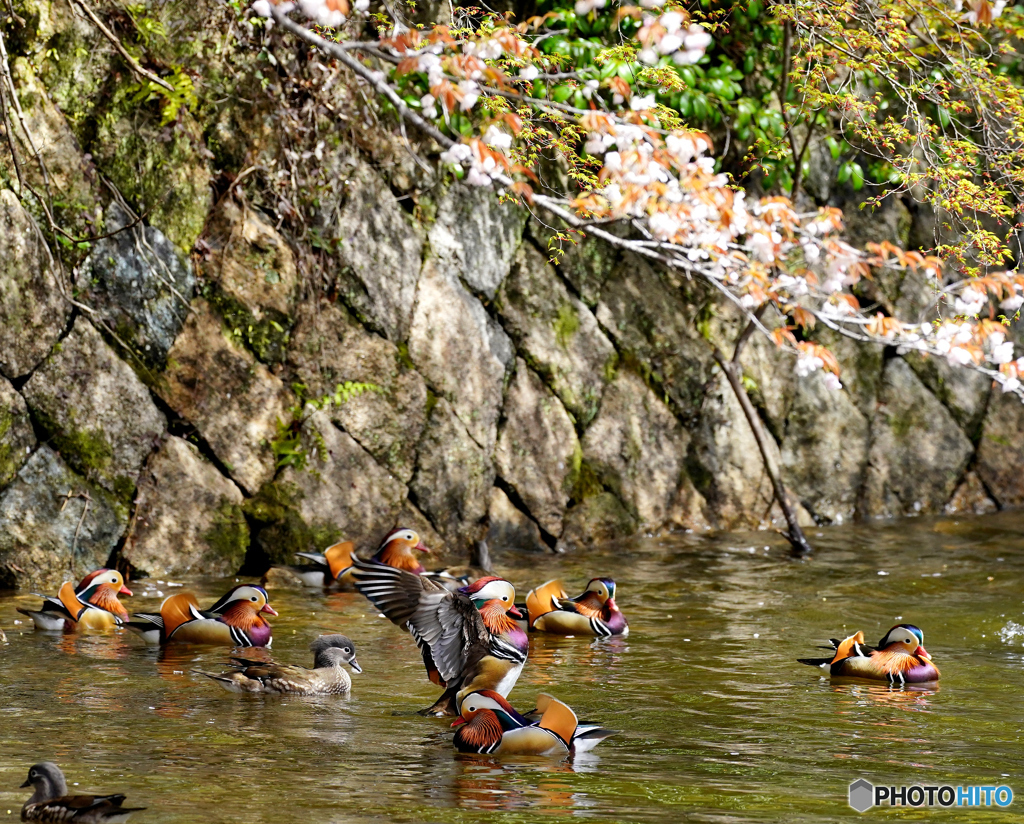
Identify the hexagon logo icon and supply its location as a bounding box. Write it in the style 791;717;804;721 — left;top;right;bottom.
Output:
849;779;874;812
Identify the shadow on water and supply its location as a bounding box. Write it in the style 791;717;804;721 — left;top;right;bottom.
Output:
3;511;1024;821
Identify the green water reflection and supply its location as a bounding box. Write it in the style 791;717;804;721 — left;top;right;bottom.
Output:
3;512;1024;822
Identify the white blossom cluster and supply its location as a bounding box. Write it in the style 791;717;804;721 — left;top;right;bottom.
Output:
955;0;1007;24
638;14;712;66
439;129;512;187
252;0;367;27
794;352;842;390
585;124;785;282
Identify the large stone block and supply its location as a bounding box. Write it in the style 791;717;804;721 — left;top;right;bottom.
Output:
485;486;547;553
495;361;579;536
157;299;293;494
8;59;97;234
780;372;870;525
496;244;616;424
408;259;513;451
977;391;1024;508
559;492;638;550
945;470;997;515
22;319;165;500
276;410;407;553
81;203;195;369
199;197;298;363
689;369;785;530
329;159;425;341
594;254;711;422
529;218;624;306
583;369;709;531
123;436;248;577
410;399;494;551
93;109;212;253
903;352;991;441
287;299;427;482
0;377;35;489
202;197;298;316
862;358;973;518
0;190;71;379
428;183;526;299
0;446;126;591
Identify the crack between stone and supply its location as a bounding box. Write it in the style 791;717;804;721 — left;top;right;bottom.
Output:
9;306;81;392
144;387;247;496
493;475;558;551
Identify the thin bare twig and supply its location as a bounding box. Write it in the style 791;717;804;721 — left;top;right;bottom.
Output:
60;490;93;572
69;0;175;93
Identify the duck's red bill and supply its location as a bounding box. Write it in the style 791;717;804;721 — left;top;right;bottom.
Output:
451;716;467;727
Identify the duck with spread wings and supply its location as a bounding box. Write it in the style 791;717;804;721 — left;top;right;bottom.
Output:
350;554;528;716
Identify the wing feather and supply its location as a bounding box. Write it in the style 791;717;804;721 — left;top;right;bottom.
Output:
352;554;487;685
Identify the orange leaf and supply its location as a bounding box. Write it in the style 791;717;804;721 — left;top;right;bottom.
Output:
792;307;816;331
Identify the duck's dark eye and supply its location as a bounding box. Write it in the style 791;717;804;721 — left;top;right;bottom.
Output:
251;596;258;602
502;595;508;601
344;648;351;653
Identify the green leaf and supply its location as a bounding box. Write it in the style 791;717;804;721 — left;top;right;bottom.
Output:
850;163;864;190
552;84;574;103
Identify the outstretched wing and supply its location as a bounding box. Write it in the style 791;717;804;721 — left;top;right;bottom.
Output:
351;554;487;685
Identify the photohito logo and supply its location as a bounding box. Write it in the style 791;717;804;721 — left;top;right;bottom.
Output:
848;779;1013;811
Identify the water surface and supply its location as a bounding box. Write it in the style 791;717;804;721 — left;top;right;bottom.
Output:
2;512;1024;822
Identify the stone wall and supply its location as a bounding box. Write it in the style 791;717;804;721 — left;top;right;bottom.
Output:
0;0;1016;589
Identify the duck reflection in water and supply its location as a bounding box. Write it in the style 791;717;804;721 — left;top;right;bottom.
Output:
448;756;595;813
53;630;134;662
526;635;630;688
830;681;939;713
155;644;275;681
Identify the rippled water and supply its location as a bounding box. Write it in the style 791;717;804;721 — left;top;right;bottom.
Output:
3;512;1024;822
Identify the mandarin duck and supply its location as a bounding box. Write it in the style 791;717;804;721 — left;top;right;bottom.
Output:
283;528;474;591
196;634;361;694
798;624;939;684
351;555;528;716
126;585;276;647
453;691;615;756
20;762;145;823
524;578;628;637
17;569;133;632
